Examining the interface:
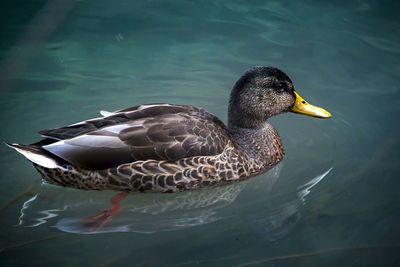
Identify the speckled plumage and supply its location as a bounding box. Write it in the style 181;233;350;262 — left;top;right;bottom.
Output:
7;66;319;192
33;124;283;192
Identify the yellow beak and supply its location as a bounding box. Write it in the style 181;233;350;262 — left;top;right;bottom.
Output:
290;91;331;118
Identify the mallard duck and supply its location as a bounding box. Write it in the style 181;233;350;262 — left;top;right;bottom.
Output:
7;66;331;192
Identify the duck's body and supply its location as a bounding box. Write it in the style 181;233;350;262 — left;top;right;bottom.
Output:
9;104;284;192
7;66;330;192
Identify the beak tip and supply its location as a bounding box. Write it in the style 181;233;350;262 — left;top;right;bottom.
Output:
316;110;331;119
322;112;332;119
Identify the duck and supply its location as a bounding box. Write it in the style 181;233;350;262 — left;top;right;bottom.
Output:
6;66;331;192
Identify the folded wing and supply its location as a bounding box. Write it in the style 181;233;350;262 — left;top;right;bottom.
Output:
39;104;229;169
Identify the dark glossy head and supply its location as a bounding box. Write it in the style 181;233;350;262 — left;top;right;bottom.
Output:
228;66;296;129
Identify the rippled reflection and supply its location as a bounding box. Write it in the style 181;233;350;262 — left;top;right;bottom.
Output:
17;164;332;238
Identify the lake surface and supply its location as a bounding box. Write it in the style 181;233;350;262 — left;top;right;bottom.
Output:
0;0;399;265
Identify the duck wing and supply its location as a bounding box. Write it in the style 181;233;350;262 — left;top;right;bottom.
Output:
39;104;230;169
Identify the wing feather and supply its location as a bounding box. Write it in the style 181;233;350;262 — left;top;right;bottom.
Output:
39;104;230;169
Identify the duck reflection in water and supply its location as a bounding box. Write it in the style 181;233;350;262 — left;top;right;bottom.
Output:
78;172;249;233
17;165;332;237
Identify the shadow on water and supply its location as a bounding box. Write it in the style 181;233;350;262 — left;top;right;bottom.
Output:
16;164;332;239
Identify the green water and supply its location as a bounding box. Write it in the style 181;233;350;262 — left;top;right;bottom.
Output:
1;0;399;265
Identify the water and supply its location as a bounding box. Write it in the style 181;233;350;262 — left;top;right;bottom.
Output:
0;0;399;265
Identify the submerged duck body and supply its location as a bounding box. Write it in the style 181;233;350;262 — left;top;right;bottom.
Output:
7;66;331;192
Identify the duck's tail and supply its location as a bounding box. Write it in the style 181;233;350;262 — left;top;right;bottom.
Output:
5;142;63;169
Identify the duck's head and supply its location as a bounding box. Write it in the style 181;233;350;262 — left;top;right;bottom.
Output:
228;66;331;129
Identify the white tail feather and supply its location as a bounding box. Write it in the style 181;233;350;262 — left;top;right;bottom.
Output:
6;143;59;169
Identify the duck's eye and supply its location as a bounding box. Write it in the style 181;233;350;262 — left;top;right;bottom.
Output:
276;82;285;92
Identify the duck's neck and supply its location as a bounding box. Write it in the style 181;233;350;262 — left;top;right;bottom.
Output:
228;122;284;169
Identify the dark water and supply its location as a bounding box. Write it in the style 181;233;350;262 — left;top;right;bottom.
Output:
1;0;399;265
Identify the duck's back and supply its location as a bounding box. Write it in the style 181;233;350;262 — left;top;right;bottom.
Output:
39;104;230;170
